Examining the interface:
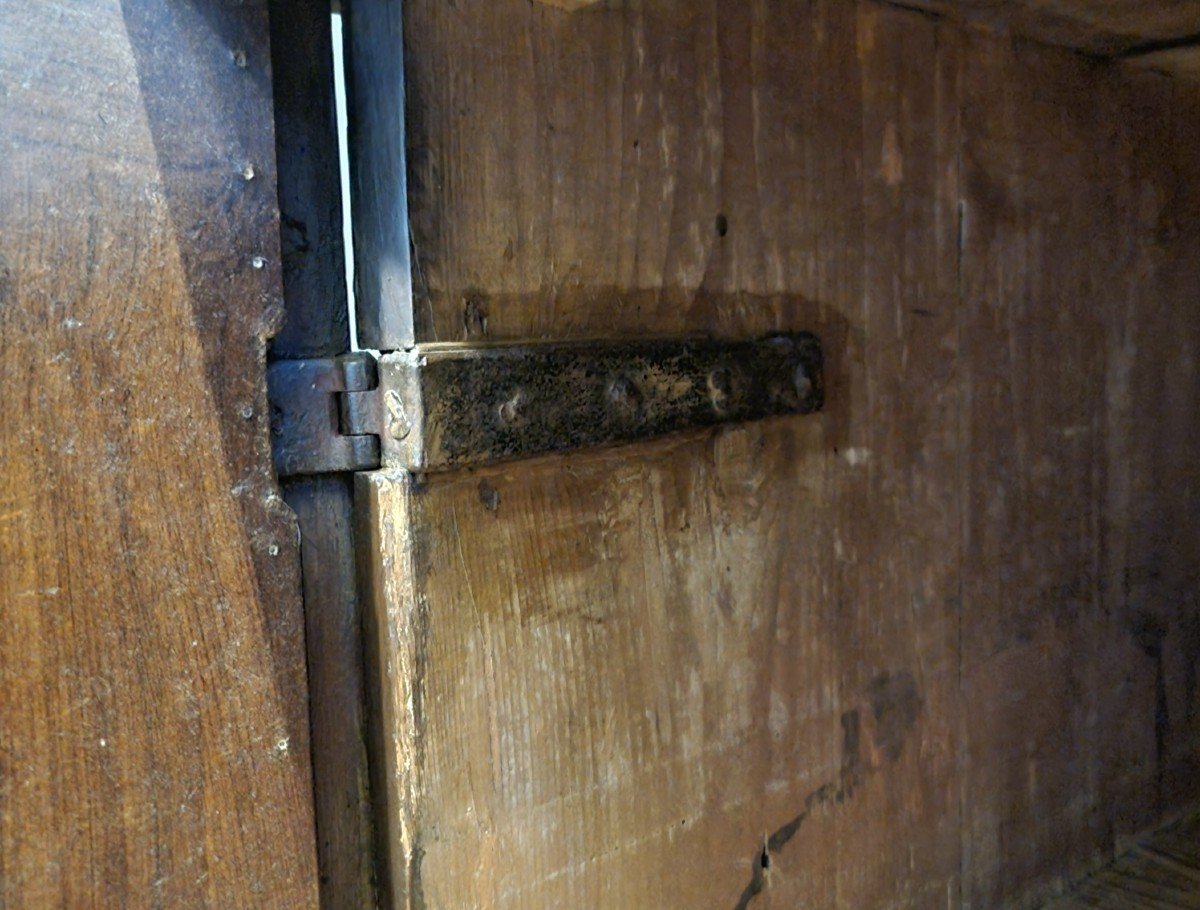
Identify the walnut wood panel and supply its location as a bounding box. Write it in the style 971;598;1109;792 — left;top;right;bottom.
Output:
0;2;318;905
355;1;1200;907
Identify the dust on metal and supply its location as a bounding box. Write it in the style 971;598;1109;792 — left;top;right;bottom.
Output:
268;333;824;477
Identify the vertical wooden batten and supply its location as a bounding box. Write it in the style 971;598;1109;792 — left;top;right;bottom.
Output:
269;0;351;360
284;475;378;910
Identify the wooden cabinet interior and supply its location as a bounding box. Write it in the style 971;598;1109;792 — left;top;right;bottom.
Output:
3;0;1199;907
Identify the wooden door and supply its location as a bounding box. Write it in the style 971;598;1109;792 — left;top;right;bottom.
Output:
1;3;318;905
343;2;1200;909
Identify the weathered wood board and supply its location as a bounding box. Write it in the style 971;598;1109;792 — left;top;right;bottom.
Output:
286;477;377;909
958;34;1200;909
0;2;318;905
360;414;962;908
352;1;1200;907
402;0;962;345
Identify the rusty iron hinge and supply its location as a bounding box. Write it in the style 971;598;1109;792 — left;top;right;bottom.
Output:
268;333;823;478
267;353;382;477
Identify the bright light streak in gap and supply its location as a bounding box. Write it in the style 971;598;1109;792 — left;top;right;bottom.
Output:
331;11;359;350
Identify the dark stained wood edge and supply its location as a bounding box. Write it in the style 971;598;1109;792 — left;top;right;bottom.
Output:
269;0;352;358
896;1;1200;57
1127;45;1200;80
343;0;417;351
284;477;379;910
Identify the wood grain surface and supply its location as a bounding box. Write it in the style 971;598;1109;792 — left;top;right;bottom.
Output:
0;2;318;905
898;1;1200;55
344;0;416;350
1133;46;1200;80
286;477;377;910
959;36;1200;909
353;1;1200;907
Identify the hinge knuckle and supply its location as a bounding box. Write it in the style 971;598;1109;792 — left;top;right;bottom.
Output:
268;354;384;478
339;390;381;438
338;351;377;392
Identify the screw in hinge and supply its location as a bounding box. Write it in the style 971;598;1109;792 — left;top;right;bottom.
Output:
706;366;734;415
606;374;642;420
793;363;814;403
383;389;411;440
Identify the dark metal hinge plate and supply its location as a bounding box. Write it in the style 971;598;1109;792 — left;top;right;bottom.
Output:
268;333;823;478
267;353;382;477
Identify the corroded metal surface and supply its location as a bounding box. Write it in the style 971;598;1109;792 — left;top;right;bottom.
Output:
268;353;380;477
270;334;823;476
379;333;823;472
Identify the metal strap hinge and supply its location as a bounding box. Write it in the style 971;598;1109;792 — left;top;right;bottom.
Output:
268;333;823;478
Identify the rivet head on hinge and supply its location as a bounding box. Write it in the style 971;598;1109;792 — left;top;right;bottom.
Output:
706;366;735;415
374;332;823;474
497;389;527;427
793;363;814;402
605;375;643;421
383;389;411;440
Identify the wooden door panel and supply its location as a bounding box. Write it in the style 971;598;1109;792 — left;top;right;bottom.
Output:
351;0;1200;906
0;3;318;905
360;420;960;909
400;0;959;346
358;6;965;907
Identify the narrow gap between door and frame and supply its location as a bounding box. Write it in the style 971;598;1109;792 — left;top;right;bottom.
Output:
331;3;360;351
